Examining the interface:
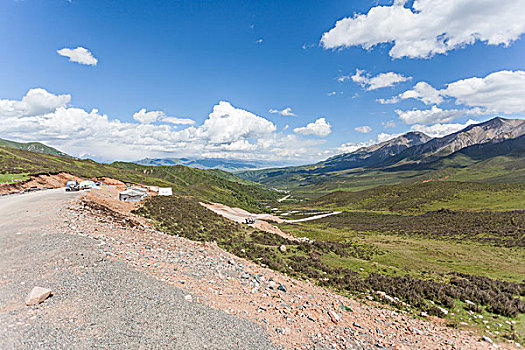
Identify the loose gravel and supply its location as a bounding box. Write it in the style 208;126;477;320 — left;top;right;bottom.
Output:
0;189;276;350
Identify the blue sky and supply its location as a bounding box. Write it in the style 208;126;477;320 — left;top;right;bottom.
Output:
1;0;524;163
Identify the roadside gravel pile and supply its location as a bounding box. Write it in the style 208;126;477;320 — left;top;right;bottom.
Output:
65;189;502;349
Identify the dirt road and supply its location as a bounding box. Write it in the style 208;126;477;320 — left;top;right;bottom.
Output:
0;189;275;349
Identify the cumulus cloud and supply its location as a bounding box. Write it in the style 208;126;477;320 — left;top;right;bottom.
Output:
443;70;525;114
398;82;443;105
350;69;411;91
388;70;525;123
197;101;276;143
294;117;332;137
0;88;70;117
57;47;98;66
321;0;525;59
410;119;478;137
269;107;296;116
0;89;330;162
354;125;372;133
395;105;465;124
133;109;165;124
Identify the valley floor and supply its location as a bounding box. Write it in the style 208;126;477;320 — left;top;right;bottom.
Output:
0;186;502;349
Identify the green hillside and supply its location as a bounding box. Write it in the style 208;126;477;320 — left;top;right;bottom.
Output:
0;138;70;157
0;146;278;212
311;181;525;213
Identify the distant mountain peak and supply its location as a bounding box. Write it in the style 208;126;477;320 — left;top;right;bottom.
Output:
320;131;432;171
389;117;525;165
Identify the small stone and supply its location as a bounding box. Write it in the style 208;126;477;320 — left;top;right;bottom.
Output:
420;312;428;317
277;284;287;293
353;322;364;329
482;336;493;344
25;287;52;306
328;310;340;324
184;294;193;302
436;306;449;315
279;245;286;253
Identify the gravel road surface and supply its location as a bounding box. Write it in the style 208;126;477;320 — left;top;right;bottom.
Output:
0;189;276;349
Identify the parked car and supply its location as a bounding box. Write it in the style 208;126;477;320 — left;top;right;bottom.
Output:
65;180;80;192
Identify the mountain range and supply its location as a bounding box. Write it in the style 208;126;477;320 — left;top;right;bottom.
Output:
134;157;286;172
239;117;525;187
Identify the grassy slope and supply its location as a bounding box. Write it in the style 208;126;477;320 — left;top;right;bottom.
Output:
0;146;278;211
311;181;525;213
0;138;69;157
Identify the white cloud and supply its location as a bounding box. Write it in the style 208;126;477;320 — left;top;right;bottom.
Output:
57;47;98;66
269;107;296;116
162;117;195;125
388;70;525;118
133;109;165;124
294;117;332;137
197;101;276;143
350;69;411;91
133;108;196;125
396;105;464;124
321;0;525;59
336;132;401;154
0;88;70;117
337;75;352;83
382;120;396;128
410;119;478;137
376;132;402;143
337;141;373;153
354;125;372;133
0;89;330;162
377;96;400;104
443;70;525;114
398;82;443;105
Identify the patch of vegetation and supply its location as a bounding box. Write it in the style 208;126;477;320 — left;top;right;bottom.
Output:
307;209;525;247
312;181;525;213
0;173;29;183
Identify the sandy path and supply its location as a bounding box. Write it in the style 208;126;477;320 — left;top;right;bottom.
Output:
277;194;291;203
284;211;342;223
